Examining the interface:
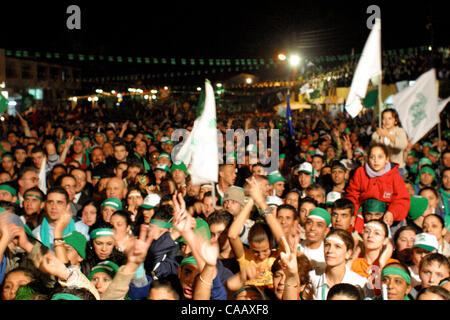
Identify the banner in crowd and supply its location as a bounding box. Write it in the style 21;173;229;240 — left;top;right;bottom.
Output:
394;69;439;145
174;80;218;185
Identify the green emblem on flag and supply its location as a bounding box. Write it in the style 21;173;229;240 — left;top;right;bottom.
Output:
410;93;427;127
0;92;8;114
208;118;217;129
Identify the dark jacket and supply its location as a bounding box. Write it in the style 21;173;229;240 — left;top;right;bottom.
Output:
145;231;179;280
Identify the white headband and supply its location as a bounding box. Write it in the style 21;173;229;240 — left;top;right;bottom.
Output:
365;222;385;233
325;236;346;246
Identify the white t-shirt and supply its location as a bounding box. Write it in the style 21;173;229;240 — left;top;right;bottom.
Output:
298;240;326;273
310;266;369;300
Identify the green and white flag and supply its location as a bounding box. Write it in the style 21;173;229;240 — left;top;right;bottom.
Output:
345;18;382;118
174;80;218;185
0;92;8;114
394;69;439;145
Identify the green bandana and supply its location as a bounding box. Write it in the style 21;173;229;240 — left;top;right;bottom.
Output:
308;207;331;227
149;219;173;229
363;198;387;213
408;196;429;220
89;228;115;239
40;217;76;249
89;261;119;280
415;167;437;185
51;293;83;300
180;255;197;268
134;152;151;172
171;161;188;176
0;184;17;196
101;198;123;210
381;267;411;285
15;286;36;300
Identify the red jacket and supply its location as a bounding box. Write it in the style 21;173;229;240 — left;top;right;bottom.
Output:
345;163;410;234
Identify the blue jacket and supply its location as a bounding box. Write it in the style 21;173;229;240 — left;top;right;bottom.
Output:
145;231;179;279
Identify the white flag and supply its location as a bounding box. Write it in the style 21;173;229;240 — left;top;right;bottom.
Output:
345;18;382;118
174;80;218;185
394;69;439;145
38;157;47;194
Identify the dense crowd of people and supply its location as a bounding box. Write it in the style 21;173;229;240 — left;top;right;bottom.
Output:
0;80;449;301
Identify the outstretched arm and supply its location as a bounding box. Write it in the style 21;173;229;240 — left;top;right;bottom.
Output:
246;176;286;251
227;198;254;260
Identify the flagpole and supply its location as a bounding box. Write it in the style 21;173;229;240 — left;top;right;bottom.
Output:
211;182;216;210
438;118;442;156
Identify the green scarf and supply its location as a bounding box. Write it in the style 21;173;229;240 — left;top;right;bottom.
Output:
134;152;150;172
40;217;76;248
439;188;450;230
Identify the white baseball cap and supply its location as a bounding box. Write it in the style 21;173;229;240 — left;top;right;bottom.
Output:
413;233;439;252
296;162;313;174
140;193;161;210
326;191;342;205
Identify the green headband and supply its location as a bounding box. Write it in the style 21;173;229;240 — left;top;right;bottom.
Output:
429;151;439;157
89;262;119;280
381;267;411;285
1;153;14;159
101;198;123;210
149;219;173;229
89;228;115;239
0;184;17;196
180;255;197;268
51;293;83;300
24;193;43;201
308;207;331;227
234;286;267;300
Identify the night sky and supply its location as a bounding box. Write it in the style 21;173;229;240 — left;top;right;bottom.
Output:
1;0;448;86
2;1;448;58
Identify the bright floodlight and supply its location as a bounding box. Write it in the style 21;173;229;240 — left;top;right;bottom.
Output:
246;78;252;84
278;53;287;61
289;55;301;66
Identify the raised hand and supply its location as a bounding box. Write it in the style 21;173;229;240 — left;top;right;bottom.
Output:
55;204;73;234
125;224;153;265
342;135;352;152
379;240;394;269
279;237;298;277
0;223;16;245
38;251;70;280
383;211;394;227
245;177;265;207
200;241;219;267
239;264;258;283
